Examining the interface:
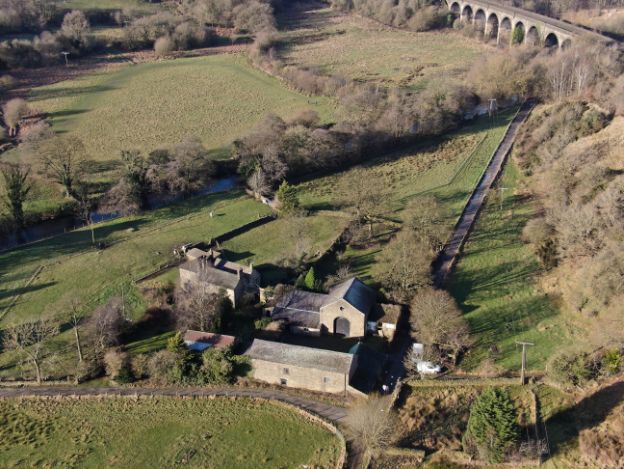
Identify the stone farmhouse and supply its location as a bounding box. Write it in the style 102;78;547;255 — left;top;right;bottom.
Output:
271;278;376;338
245;339;358;394
179;248;260;307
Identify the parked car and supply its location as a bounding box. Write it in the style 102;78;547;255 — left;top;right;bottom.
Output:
416;360;442;375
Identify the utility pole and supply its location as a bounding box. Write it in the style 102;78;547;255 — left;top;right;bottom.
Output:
516;341;534;385
498;187;508;211
61;51;70;66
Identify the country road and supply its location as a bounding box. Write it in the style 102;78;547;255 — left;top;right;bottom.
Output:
433;100;536;287
0;385;348;422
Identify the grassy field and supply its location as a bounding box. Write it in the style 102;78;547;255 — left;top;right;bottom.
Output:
0;396;342;468
220;211;350;284
280;4;492;90
0;191;271;326
448;161;569;371
26;54;334;164
296;111;516;282
53;0;162;12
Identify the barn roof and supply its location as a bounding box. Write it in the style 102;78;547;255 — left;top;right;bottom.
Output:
245;339;354;374
326;278;376;316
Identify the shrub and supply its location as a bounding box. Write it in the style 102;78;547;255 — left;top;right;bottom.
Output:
3;98;30;136
547;350;591;389
198;347;235;384
602;349;621;376
147;349;181;384
103;349;133;383
463;388;519;463
154;35;174;57
130;354;150;380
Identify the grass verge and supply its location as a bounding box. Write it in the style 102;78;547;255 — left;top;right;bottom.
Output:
448;161;566;371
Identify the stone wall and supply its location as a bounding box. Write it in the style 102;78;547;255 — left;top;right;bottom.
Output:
320;299;366;338
250;358;349;394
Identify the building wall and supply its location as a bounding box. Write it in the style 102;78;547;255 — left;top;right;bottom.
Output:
320;299;366;338
179;268;238;307
250;359;350;394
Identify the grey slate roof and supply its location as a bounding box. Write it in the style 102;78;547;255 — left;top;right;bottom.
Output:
272;290;327;328
180;259;241;290
245;339;354;374
327;278;376;316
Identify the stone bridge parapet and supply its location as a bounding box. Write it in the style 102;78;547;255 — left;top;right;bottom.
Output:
446;0;612;48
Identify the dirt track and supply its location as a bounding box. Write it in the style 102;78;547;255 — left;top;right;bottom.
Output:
433;100;536;287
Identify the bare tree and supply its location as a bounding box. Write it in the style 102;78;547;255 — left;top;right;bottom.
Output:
344;395;396;460
0;162;32;229
410;287;470;362
176;282;228;332
5;319;59;384
378;230;432;300
403;195;450;250
341;169;384;237
38;135;88;199
2;98;30;137
247;167;270;198
86;297;126;359
70;300;83;362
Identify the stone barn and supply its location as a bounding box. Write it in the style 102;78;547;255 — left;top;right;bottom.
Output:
245;339;358;394
271;277;376;338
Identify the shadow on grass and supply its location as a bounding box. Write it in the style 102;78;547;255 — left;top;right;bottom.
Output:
546;381;624;460
30;84;117;102
0;281;57;306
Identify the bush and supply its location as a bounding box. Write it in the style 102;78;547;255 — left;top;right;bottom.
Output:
547;350;592;389
103;349;133;383
602;349;621;376
147;349;181;384
463;388;519;463
154;35;174;57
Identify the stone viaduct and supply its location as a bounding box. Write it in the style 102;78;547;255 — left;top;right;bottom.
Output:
445;0;612;48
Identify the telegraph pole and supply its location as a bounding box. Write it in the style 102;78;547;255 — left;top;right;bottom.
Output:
61;51;70;66
498;186;508;211
516;341;534;385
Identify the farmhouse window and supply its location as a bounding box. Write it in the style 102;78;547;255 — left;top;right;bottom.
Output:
283;367;289;374
280;378;288;385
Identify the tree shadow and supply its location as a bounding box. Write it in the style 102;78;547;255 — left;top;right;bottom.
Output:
29;84;116;102
0;281;57;309
545;381;624;460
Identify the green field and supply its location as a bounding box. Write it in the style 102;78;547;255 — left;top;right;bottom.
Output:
26;54;334;164
448;162;568;371
281;5;491;90
0;396;342;468
0;191;271;326
221;211;350;284
53;0;162;12
296;112;516;282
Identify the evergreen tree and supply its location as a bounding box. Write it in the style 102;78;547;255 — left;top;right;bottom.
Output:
304;266;319;291
463;388;520;463
276;180;299;214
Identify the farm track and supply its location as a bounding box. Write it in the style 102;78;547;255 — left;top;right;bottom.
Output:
433;100;536;287
0;385;348;422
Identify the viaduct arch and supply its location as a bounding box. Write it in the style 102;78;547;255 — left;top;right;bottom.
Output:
446;0;612;48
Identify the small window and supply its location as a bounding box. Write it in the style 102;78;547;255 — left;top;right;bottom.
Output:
282;367;289;375
323;377;331;384
280;378;288;386
339;306;345;311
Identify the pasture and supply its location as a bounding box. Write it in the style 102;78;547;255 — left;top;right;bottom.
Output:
26;54;334;164
280;4;491;89
296;111;516;282
53;0;162;12
0;191;271;326
0;396;342;468
448;162;567;371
